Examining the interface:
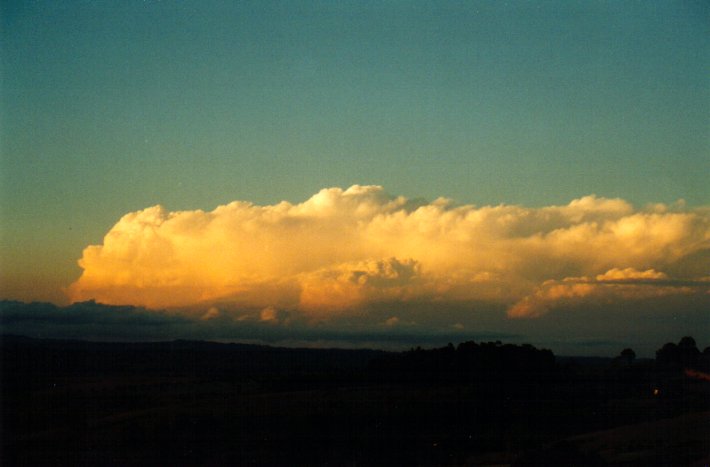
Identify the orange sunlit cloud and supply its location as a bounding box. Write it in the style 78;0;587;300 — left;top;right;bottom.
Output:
507;268;709;318
67;186;710;319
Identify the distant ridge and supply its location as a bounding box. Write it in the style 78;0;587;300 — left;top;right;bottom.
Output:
0;333;386;353
0;334;391;382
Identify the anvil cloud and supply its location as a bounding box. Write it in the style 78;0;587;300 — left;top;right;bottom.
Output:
67;186;710;320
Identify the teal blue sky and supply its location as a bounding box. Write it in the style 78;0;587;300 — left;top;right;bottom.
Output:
1;0;708;303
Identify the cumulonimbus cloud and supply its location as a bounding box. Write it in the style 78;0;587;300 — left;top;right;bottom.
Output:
67;185;710;319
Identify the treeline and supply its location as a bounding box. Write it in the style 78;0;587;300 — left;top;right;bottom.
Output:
366;336;710;385
654;336;709;371
369;341;556;382
2;334;708;386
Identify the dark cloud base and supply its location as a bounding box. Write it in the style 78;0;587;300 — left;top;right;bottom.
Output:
0;300;519;351
2;299;707;357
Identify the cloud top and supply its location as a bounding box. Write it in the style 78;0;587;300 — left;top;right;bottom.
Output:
67;186;710;319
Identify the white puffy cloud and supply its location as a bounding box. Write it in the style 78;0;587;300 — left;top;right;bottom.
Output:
67;185;710;321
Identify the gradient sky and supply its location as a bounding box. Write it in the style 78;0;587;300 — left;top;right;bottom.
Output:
1;1;708;353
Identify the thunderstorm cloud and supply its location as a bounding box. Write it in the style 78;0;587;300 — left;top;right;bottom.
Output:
67;185;710;321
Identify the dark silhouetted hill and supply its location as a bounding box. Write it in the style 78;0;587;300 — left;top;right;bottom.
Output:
2;334;708;466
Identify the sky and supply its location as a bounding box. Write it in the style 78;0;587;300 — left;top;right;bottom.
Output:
1;1;708;355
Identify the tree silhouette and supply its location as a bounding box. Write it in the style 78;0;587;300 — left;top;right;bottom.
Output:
678;336;700;368
656;336;700;369
617;348;636;365
679;336;697;349
370;340;556;382
656;342;680;368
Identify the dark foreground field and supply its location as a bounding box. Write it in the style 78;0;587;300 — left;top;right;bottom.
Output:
2;336;709;465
